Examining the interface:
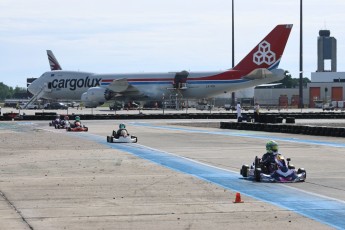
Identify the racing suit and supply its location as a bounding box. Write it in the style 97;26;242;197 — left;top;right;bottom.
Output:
116;128;128;137
74;121;82;127
261;151;279;174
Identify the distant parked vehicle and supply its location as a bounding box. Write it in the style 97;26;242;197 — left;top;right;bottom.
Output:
322;103;335;111
109;102;123;110
66;101;80;108
224;104;235;111
20;103;43;109
44;102;68;110
196;104;213;111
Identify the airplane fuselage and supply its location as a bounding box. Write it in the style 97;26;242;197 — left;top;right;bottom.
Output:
30;69;282;102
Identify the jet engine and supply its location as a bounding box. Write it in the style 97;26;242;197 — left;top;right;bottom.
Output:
81;87;107;108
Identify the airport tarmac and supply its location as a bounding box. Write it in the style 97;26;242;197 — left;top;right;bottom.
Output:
0;119;344;230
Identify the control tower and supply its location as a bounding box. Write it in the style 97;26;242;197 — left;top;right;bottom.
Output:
317;30;337;72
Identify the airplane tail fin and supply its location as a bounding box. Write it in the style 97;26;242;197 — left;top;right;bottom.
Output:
47;50;62;71
233;24;292;73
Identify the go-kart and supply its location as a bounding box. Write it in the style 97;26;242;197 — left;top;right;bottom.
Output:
240;154;306;183
55;120;69;129
106;130;137;143
49;118;61;127
66;122;88;132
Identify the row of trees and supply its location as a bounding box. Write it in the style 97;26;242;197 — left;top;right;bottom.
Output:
276;71;311;88
0;82;28;100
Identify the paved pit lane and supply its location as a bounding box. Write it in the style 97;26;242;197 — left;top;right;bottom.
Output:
0;120;344;229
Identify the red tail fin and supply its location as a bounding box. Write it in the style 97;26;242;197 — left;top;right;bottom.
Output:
47;50;62;71
233;24;292;73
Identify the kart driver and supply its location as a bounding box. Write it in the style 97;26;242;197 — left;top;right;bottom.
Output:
116;123;128;137
261;140;280;173
74;116;81;127
53;115;61;126
63;115;70;126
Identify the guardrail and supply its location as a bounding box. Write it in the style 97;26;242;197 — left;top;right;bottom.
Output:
220;121;345;137
1;112;345;121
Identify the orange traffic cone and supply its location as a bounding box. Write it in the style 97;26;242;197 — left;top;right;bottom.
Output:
233;192;244;203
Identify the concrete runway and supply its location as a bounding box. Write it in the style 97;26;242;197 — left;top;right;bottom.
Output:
0;119;344;229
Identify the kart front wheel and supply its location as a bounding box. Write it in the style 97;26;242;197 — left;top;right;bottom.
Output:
297;168;306;178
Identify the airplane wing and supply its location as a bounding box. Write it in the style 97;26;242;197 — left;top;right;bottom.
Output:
106;78;130;92
243;68;284;80
105;78;142;99
256;83;282;87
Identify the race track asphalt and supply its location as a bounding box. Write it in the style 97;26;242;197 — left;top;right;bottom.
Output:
0;119;344;230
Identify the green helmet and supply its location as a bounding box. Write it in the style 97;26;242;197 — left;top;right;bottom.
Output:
75;116;80;121
119;123;126;129
266;140;278;153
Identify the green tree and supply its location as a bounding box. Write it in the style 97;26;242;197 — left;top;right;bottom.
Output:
0;83;27;100
12;86;28;98
0;82;12;100
274;71;310;88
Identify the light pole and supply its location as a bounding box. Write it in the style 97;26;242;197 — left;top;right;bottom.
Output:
231;0;236;106
162;93;165;115
232;0;234;68
299;0;304;108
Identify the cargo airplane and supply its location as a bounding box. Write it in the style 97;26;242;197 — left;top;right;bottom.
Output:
28;24;293;108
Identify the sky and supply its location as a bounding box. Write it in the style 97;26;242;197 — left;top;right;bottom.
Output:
1;0;345;88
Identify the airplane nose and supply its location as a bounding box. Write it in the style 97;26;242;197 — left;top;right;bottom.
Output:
28;79;39;95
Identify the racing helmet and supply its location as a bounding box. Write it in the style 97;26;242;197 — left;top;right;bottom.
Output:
75;116;80;121
266;140;278;153
119;123;126;129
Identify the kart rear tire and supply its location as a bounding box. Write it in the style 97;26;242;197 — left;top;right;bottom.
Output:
241;165;249;177
85;127;88;132
254;168;262;182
